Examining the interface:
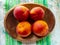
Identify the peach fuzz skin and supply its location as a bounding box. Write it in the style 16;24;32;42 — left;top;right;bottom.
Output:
13;6;29;21
16;21;31;37
30;7;45;20
32;20;49;37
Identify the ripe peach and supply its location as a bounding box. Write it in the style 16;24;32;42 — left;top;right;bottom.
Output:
30;7;45;20
32;20;49;37
16;21;31;37
13;6;29;21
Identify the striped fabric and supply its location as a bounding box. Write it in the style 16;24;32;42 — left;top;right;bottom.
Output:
0;0;60;45
5;0;22;45
34;0;51;45
4;0;51;45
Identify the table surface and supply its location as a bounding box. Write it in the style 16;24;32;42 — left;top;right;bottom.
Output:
0;0;60;45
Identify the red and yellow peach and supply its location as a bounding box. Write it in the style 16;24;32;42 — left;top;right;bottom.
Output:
32;20;49;37
16;21;31;37
30;7;45;20
13;6;29;21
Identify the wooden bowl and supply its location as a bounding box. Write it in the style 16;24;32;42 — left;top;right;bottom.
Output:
4;3;55;43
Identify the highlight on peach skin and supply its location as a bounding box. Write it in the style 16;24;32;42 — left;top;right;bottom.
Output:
30;7;45;20
16;21;31;37
13;6;29;21
32;20;49;37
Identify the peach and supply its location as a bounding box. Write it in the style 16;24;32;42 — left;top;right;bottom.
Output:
13;6;29;21
32;20;49;37
16;21;31;37
30;7;45;20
